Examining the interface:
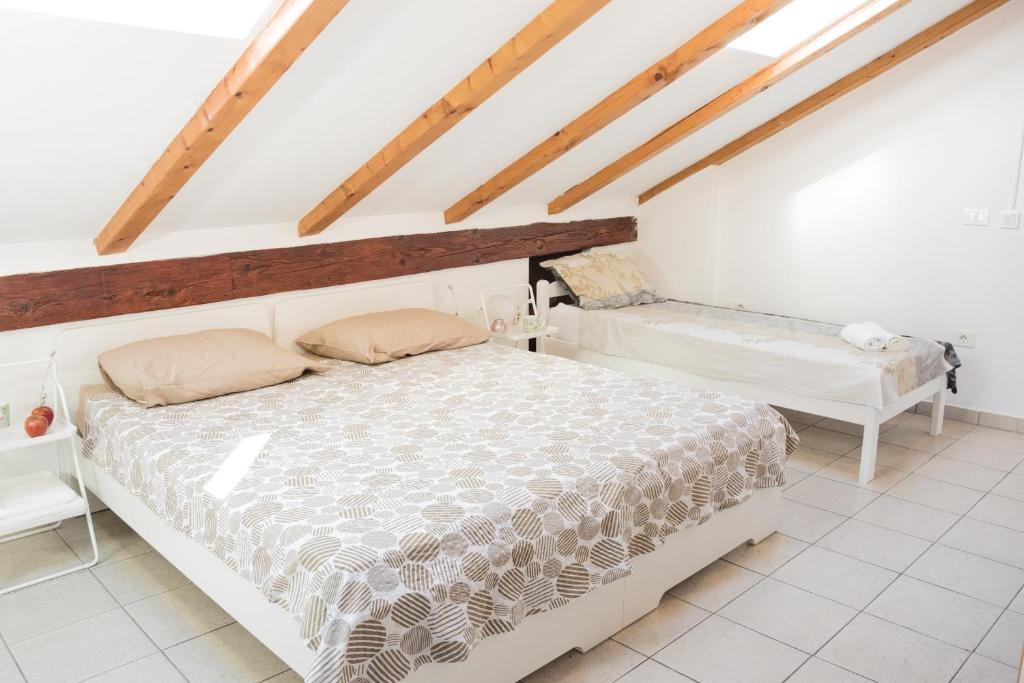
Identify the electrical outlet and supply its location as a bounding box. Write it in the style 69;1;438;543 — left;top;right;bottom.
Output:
1000;210;1021;230
953;329;976;348
963;209;990;226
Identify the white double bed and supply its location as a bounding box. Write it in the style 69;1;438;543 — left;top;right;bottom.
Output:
59;280;794;683
538;279;950;484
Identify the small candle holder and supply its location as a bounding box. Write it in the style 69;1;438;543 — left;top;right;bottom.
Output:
490;318;508;334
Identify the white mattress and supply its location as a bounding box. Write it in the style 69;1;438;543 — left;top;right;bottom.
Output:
569;301;947;410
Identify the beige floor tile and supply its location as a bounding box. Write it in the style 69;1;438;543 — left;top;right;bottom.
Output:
952;653;1019;683
916;456;1005;492
815;419;864;437
65;524;151;567
612;595;708;655
723;533;808;574
887;474;984;514
976;610;1024;668
522;640;645;683
0;530;68;557
0;540;82;590
772;546;896;610
775;408;823;427
898;413;976;439
84;653;186;682
963;426;1024;453
653;615;806;683
941;518;1024;569
784;466;810;489
794;428;861;456
879;426;955;454
778;499;847;544
992;473;1024;502
783;476;878;516
9;609;156;683
668;560;761;612
616;659;696;683
849;442;935;472
164;623;286;683
262;672;303;683
787;446;841;473
968;494;1024;533
0;571;117;644
126;583;233;648
854;495;960;541
0;647;24;683
906;544;1024;607
1011;589;1024;614
819;613;967;683
942;440;1024;472
55;510;125;542
788;657;870;682
815;457;909;493
92;551;189;605
718;578;855;653
865;576;1002;649
817;519;930;572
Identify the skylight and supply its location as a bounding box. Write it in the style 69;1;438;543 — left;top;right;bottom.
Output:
0;0;276;40
729;0;868;58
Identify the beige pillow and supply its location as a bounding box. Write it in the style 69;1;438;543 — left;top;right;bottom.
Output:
297;308;490;364
99;328;325;407
541;251;660;310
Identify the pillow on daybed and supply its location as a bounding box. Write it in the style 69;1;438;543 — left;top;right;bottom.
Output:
297;308;490;365
99;328;325;408
541;251;660;310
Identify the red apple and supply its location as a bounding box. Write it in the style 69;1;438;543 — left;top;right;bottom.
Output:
24;414;49;438
31;406;54;424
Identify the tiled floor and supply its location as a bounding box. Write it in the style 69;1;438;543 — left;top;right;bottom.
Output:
1;412;1022;682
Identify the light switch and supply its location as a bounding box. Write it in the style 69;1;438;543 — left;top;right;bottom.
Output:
963;209;990;226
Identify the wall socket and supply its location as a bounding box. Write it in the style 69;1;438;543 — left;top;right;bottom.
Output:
1000;210;1021;230
963;209;990;226
953;329;976;348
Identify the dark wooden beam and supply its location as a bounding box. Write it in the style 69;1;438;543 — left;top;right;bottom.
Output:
1;217;637;332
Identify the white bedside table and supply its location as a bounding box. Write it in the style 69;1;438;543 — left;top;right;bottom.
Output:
0;356;99;594
489;326;559;353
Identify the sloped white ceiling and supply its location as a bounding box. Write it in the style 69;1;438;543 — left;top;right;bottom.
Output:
0;0;980;244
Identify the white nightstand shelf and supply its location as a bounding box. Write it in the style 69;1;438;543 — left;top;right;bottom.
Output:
0;357;99;595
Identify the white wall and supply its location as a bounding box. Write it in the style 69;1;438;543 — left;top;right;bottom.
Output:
637;2;1024;419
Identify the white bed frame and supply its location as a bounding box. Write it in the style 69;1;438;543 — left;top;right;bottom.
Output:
537;279;947;485
57;279;780;682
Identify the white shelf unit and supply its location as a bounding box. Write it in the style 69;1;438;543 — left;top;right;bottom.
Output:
481;284;558;352
0;357;99;595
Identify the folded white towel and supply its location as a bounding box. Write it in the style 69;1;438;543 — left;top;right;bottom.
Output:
841;323;885;351
864;321;908;352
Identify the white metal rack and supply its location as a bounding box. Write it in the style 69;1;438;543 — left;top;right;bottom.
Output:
0;356;99;595
480;283;558;352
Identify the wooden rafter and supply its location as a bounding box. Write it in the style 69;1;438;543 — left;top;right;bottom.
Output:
638;0;1010;204
547;0;910;215
443;0;793;225
94;0;350;255
298;0;611;237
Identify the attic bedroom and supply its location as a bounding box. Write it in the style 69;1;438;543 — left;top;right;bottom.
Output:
0;1;1022;682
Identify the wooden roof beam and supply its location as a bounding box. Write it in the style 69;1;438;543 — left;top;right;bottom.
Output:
547;0;911;215
639;0;1010;204
95;0;350;255
298;0;611;237
443;0;793;225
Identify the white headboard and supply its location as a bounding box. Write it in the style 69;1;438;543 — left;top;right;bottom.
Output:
54;303;271;418
274;280;436;352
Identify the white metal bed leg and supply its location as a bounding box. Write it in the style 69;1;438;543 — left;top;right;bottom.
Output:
930;386;946;436
859;409;881;485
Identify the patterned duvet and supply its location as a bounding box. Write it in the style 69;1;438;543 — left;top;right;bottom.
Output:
82;343;795;683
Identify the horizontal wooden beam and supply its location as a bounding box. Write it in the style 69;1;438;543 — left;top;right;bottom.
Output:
0;217;637;332
95;0;350;255
547;0;910;214
298;0;612;237
442;0;793;225
638;0;1010;204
